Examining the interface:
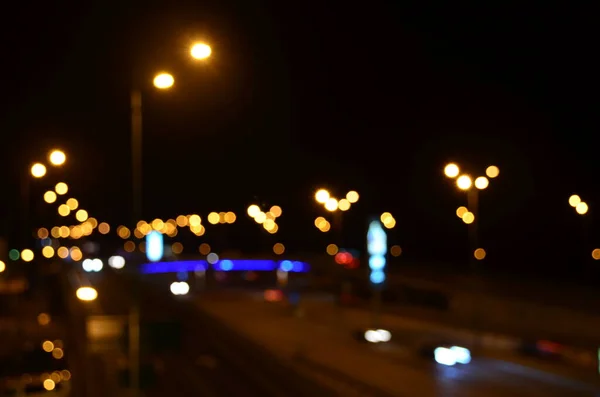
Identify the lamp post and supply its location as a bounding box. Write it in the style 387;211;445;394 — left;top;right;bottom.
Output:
444;163;498;348
129;42;211;397
130;42;211;226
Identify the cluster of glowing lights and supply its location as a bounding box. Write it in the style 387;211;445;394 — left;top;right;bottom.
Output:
152;43;211;89
569;194;588;215
444;163;498;191
29;150;66;179
315;216;331;232
247;204;281;234
315;189;358;212
380;212;396;229
335;251;358;269
456;206;475;224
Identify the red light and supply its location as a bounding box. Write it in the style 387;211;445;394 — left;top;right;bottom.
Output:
264;289;283;302
335;252;353;265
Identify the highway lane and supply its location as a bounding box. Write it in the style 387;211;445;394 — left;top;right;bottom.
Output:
193;287;600;397
73;269;337;397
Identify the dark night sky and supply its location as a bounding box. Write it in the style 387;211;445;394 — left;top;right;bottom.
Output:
0;2;598;280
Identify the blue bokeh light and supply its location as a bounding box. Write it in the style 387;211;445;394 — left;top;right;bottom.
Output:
141;259;310;274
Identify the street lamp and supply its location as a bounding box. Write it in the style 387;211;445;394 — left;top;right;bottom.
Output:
76;287;98;302
131;42;212;225
31;163;47;178
190;42;212;60
49;150;66;166
153;73;175;89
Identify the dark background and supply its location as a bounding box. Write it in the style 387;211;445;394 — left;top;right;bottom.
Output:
0;2;598;280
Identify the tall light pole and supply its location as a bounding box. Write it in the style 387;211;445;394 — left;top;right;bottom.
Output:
130;42;211;226
129;42;211;397
444;162;498;348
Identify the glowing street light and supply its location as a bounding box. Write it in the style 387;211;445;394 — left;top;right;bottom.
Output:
474;176;489;190
444;163;460;178
486;165;500;178
49;150;66;166
31;163;47;178
315;189;330;204
576;202;589;215
190;42;212;60
153;73;174;89
569;194;581;208
456;175;472;190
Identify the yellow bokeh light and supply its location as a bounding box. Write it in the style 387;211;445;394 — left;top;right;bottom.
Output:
70;247;82;261
266;223;279;234
49;150;66;166
486;165;500;178
42;246;55;258
57;226;68;238
383;217;396;229
576;201;588;215
50;227;60;238
225;212;236;223
199;243;211;255
326;243;338;255
319;221;331;232
269;206;282;218
190;42;212;60
247;205;261;218
31;163;47;178
474;176;489;190
380;212;393;224
153;72;174;89
98;222;110;234
44;191;57;203
75;209;88;222
172;242;183;254
57;247;69;259
0;260;5;273
592;249;600;260
189;214;201;227
43;379;55;391
462;212;475;224
456;175;472;190
569;194;581;208
176;215;188;227
66;198;79;210
208;212;220;224
315;189;330;204
254;212;267;224
456;206;468;218
124;241;135;252
58;204;70;217
117;226;131;239
324;198;338;211
42;340;54;352
346;191;359;203
444;163;460;178
474;248;486;260
55;182;68;195
273;243;285;255
21;249;34;262
151;219;164;231
338;199;351;211
38;313;51;325
37;227;49;239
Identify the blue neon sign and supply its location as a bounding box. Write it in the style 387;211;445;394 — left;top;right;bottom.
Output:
146;231;164;262
367;220;387;284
